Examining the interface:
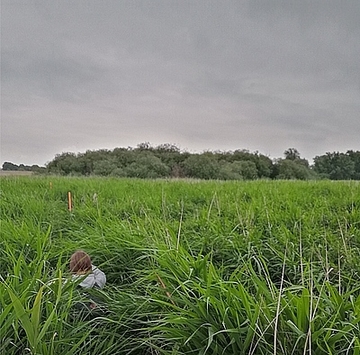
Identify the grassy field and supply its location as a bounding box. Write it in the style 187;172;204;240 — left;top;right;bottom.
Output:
0;170;34;176
1;177;359;355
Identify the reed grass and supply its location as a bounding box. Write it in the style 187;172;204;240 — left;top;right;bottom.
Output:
0;177;359;354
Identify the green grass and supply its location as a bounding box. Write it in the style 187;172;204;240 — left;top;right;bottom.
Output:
1;177;359;354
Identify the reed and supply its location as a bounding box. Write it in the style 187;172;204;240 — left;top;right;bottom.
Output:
0;177;359;354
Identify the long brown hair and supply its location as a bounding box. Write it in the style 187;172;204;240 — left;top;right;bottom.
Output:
70;250;92;273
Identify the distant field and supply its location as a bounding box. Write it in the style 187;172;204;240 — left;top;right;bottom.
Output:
1;177;359;354
0;170;33;176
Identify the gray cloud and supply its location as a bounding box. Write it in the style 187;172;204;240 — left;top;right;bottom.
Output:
1;0;359;165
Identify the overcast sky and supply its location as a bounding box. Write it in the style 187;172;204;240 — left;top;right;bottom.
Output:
1;1;359;166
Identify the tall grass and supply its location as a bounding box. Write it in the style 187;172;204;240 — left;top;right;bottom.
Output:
0;177;359;354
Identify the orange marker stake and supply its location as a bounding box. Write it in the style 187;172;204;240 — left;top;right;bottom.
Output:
68;191;72;211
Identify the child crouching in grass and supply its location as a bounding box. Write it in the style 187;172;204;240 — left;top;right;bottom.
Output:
69;250;107;317
70;250;106;289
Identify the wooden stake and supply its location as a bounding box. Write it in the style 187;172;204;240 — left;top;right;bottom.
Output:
68;191;72;211
49;182;53;189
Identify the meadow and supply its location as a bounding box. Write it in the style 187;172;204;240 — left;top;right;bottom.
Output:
0;177;359;355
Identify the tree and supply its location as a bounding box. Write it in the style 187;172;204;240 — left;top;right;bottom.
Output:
183;155;220;180
254;154;273;178
284;148;301;161
30;165;46;173
218;162;243;180
154;143;180;153
93;160;117;176
284;148;309;168
137;142;152;151
110;168;126;177
112;148;136;167
2;162;19;171
124;153;170;178
347;150;360;179
314;152;355;180
152;143;185;170
218;160;258;180
237;161;258;180
274;159;314;180
46;153;79;175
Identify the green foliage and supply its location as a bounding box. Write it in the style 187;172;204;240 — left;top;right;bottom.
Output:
314;152;357;180
218;160;258;180
93;159;117;176
275;159;314;180
1;177;360;354
4;145;360;181
183;154;220;179
2;162;20;170
284;148;301;161
125;152;171;178
218;161;243;180
347;150;360;179
2;161;46;173
44;143;280;179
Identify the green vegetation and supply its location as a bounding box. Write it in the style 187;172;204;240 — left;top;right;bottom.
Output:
3;144;360;180
1;161;46;174
1;177;360;354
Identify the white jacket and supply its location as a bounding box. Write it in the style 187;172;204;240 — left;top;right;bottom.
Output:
73;265;106;289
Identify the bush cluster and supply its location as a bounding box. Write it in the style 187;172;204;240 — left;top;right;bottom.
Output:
3;144;360;180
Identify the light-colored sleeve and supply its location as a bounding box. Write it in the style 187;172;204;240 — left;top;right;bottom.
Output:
92;265;106;288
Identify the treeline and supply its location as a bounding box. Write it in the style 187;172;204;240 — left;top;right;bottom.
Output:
1;162;46;173
2;144;360;180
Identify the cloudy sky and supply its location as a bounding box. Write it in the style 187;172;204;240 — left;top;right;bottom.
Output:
1;1;359;166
